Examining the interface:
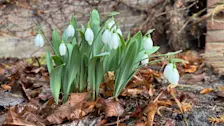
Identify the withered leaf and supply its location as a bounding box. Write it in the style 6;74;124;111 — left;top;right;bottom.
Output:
200;88;213;94
146;102;158;126
47;103;72;124
105;100;124;117
1;84;11;90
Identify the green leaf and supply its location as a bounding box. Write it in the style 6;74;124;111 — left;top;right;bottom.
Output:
145;29;155;36
70;15;79;44
63;45;81;101
95;61;104;99
145;46;160;55
165;50;182;56
171;58;188;64
46;48;53;73
89;9;102;56
52;56;63;66
93;52;110;58
50;64;64;104
52;29;61;56
106;11;120;17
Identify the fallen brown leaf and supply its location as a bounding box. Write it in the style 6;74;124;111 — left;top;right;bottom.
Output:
69;92;87;107
121;88;145;97
1;84;11;90
47;103;72;124
4;103;44;126
145;92;163;126
181;102;193;113
157;100;173;106
184;65;198;73
105;99;124;117
146;102;158;126
200;88;213;94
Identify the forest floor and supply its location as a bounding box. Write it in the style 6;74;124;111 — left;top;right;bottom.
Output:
0;50;223;126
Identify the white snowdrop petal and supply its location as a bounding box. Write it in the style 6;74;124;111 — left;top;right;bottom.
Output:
107;20;115;30
163;63;174;79
168;68;179;84
35;34;44;47
111;33;120;49
85;28;94;45
143;37;153;50
102;29;111;44
141;54;149;66
66;25;75;37
59;43;67;56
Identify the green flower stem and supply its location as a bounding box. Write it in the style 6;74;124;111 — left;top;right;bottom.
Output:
149;50;182;58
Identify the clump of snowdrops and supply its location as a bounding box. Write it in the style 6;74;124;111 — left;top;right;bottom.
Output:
34;10;184;104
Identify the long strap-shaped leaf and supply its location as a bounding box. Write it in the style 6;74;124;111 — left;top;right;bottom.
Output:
50;64;64;104
63;45;80;101
88;52;109;100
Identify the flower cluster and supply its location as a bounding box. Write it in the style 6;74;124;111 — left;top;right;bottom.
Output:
102;20;122;50
33;10;183;104
140;35;154;66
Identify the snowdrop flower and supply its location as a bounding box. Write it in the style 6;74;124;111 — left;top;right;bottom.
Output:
65;24;75;38
108;32;120;49
85;27;94;45
116;28;122;36
167;68;179;85
163;63;174;79
35;34;44;47
163;63;179;85
141;54;149;66
143;37;153;50
107;20;116;31
59;42;66;56
102;29;112;45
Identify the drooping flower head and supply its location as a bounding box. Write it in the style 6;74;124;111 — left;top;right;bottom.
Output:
107;19;116;31
163;63;179;85
35;33;44;47
85;27;94;45
59;42;67;56
102;29;112;45
109;32;120;50
65;24;75;38
143;36;153;50
141;54;149;66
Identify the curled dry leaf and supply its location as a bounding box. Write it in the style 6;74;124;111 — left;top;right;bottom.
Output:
157;100;173;106
184;65;198;73
208;115;224;125
105;99;124;117
121;88;145;97
47;103;72;124
1;84;11;90
200;88;213;94
47;92;88;124
4;103;45;126
145;102;158;126
181;102;193;113
69;92;87;107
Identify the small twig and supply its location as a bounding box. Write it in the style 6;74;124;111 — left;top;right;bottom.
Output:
104;116;130;126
